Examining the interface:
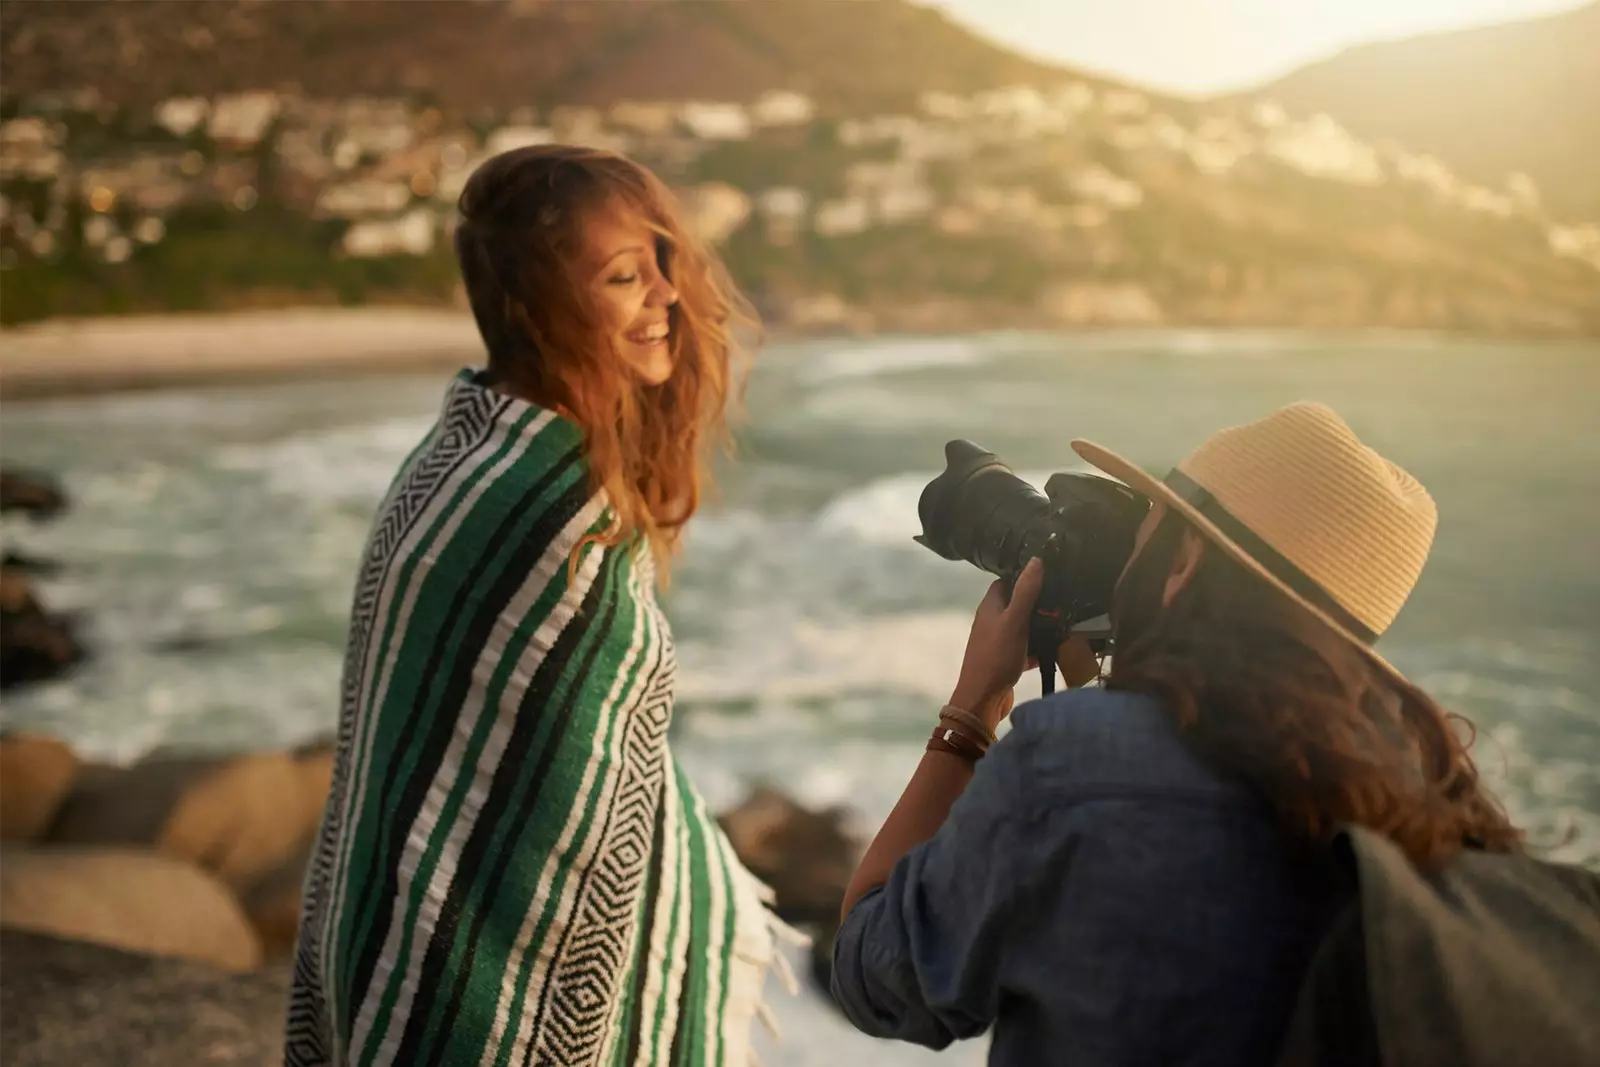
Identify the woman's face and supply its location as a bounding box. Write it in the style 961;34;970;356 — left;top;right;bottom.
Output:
580;208;679;386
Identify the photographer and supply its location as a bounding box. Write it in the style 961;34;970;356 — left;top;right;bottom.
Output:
832;402;1521;1065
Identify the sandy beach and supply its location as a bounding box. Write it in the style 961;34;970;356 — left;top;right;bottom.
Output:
0;309;486;400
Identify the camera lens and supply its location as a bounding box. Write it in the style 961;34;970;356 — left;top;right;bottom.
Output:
915;440;1054;577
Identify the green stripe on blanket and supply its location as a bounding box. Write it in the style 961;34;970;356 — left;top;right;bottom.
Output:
285;371;783;1067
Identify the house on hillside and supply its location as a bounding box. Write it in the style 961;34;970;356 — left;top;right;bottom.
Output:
679;103;752;141
342;208;436;257
610;101;678;136
316;179;412;219
154;97;209;138
1266;114;1383;186
485;126;555;157
208;93;280;148
757;186;810;244
1068;165;1144;210
814;197;871;236
919;91;972;121
682;182;752;244
76;156;192;214
752;90;816;127
0;118;65;181
336;98;415;161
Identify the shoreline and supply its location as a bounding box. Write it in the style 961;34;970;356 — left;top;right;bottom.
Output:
0;308;485;402
2;307;1593;403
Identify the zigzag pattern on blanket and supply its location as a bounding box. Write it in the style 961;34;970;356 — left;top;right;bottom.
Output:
286;379;508;1067
283;370;781;1067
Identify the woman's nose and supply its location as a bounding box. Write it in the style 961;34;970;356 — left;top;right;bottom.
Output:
651;274;679;307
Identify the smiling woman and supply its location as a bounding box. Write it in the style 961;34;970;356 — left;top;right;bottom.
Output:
586;210;682;387
451;145;755;572
282;145;789;1067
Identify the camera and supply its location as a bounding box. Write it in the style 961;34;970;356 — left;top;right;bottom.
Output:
914;439;1150;691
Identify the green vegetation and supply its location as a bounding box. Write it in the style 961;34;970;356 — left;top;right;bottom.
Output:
1;203;459;325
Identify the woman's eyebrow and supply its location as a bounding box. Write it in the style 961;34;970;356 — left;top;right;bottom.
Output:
601;246;648;267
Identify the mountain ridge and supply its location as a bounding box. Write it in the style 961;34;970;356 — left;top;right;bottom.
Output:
0;0;1148;115
1246;2;1600;221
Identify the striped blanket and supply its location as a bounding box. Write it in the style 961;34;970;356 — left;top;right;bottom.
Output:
285;371;794;1067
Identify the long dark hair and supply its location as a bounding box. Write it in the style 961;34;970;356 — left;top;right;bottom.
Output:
1106;511;1521;869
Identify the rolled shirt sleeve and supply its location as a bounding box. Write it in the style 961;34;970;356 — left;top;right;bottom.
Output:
830;730;1045;1048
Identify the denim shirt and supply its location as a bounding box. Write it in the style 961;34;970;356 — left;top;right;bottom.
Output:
832;688;1330;1066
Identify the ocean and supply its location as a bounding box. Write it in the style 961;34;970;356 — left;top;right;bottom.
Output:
5;330;1598;1064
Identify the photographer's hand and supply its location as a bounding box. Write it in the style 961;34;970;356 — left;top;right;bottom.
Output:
950;556;1045;730
841;558;1046;920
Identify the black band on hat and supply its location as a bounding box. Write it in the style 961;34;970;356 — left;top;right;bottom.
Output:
1163;469;1378;644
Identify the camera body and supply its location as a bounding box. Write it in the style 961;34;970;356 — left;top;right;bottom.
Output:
914;440;1150;687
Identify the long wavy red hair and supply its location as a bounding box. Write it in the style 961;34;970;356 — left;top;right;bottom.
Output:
1107;511;1522;870
452;144;755;581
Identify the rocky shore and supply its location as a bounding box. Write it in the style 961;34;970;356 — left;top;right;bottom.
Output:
0;728;859;1062
1;468;83;690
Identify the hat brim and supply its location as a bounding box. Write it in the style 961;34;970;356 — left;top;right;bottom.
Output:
1071;438;1412;686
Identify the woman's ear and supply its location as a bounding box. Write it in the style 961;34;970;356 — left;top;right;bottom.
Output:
1162;528;1206;608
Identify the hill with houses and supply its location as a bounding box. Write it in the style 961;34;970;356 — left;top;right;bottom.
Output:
1;0;1596;335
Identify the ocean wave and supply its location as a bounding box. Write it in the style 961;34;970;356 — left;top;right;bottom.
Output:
211;415;432;502
795;337;989;384
676;610;1052;710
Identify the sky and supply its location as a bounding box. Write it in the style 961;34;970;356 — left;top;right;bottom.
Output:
931;0;1591;95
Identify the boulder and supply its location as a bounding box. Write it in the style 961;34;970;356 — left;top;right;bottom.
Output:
0;732;81;842
718;786;860;926
0;566;41;613
238;746;332;955
0;846;263;972
158;750;328;891
0;566;84;691
0;928;290;1066
49;748;331;894
48;756;222;845
240;838;314;959
0;467;67;519
1;550;61;576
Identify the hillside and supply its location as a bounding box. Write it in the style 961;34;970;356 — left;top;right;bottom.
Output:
1249;2;1600;222
1;0;1596;335
0;0;1130;115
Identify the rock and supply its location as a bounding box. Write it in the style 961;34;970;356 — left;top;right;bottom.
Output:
0;610;84;689
238;747;331;955
48;756;219;844
0;566;41;614
0;928;290;1066
718;786;860;926
0;846;263;972
0;733;81;842
49;749;331;895
46;744;336;958
0;566;85;691
0;467;67;519
1;550;61;576
157;751;327;891
240;839;314;959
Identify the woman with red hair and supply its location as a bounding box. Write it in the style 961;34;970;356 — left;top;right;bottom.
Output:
286;145;790;1067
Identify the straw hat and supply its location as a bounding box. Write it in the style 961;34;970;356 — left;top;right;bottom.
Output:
1072;401;1436;680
